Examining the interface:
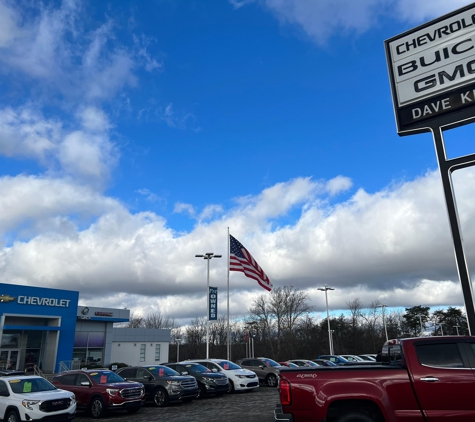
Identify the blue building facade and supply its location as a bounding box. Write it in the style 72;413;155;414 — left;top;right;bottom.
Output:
0;283;78;373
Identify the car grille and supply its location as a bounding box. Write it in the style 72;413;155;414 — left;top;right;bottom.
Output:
39;398;71;412
181;379;197;389
247;382;259;387
120;387;143;399
214;378;228;385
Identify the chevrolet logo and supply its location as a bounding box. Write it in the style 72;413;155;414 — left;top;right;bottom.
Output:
0;295;15;303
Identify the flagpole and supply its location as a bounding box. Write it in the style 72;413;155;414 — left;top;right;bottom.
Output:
227;227;230;360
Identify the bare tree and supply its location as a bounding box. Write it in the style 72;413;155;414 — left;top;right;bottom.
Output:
143;311;177;329
126;312;143;328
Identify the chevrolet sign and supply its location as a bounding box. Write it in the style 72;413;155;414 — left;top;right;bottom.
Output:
386;3;475;133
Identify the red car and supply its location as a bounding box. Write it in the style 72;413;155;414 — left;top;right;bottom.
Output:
52;369;144;418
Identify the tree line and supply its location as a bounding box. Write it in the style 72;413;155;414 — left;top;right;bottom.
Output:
126;286;469;362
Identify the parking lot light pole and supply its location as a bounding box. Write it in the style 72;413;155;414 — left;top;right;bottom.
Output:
454;325;460;335
376;304;388;342
195;252;222;359
318;285;335;355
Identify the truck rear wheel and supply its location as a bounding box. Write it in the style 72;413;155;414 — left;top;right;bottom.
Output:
336;412;375;422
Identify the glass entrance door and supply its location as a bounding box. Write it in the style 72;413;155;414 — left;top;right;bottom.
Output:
0;350;19;370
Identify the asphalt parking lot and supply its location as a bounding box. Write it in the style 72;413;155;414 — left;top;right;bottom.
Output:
73;385;279;422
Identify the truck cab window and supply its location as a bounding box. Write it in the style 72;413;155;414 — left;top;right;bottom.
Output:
415;343;464;368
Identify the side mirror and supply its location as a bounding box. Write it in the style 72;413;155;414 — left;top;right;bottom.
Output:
80;381;91;387
259;365;265;369
181;372;188;375
211;368;218;373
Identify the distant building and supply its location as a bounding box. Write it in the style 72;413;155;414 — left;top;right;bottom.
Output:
0;283;170;373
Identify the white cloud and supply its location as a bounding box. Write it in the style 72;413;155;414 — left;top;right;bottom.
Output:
239;0;474;45
0;0;157;103
174;202;196;217
1;170;473;321
393;0;473;23
0;106;118;188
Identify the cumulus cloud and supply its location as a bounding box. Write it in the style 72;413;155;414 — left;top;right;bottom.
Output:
234;0;474;45
0;106;118;188
0;170;473;322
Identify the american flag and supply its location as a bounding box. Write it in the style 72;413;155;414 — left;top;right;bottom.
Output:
229;234;272;291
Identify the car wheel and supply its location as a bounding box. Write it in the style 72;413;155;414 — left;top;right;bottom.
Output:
336;412;375;422
227;380;235;393
266;374;278;387
6;409;20;422
127;407;141;414
197;383;207;399
89;396;106;419
153;387;169;407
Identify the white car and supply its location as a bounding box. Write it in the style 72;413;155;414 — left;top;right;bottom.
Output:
0;375;76;422
187;359;259;393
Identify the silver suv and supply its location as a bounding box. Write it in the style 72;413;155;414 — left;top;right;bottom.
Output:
0;374;76;421
235;357;282;387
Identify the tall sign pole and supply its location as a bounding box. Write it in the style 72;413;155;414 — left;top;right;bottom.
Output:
385;3;475;334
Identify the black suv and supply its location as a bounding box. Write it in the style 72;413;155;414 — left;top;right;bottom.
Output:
163;362;228;398
116;365;199;407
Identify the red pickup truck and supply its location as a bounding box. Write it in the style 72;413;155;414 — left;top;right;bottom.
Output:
275;336;475;422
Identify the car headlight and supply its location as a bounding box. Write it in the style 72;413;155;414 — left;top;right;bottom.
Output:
71;395;76;405
22;400;40;410
106;388;120;396
201;377;213;382
167;380;180;385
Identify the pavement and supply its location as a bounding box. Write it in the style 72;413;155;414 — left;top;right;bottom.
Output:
73;385;279;422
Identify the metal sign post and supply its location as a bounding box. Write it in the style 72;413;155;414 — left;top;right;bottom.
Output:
385;3;475;334
431;124;475;334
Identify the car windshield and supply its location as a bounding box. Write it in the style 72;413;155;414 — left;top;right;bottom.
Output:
147;366;180;377
260;358;281;367
89;371;125;384
184;364;211;375
9;378;57;394
215;361;241;370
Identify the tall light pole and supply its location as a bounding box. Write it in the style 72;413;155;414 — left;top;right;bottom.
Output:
196;252;222;359
377;304;388;342
437;323;445;336
318;285;335;355
454;325;460;335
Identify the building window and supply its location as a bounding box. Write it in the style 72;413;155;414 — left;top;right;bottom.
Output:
140;344;146;362
155;344;160;362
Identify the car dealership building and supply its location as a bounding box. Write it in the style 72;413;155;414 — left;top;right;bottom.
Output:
0;283;171;373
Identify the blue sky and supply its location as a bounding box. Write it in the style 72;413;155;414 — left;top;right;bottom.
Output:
0;0;475;327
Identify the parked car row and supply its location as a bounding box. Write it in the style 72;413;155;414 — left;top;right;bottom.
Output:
0;357;272;421
279;354;378;369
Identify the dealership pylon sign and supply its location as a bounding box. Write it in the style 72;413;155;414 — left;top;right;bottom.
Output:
386;3;475;134
386;3;475;334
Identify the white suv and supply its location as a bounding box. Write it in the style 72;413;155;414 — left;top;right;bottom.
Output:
188;359;259;393
0;374;76;422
